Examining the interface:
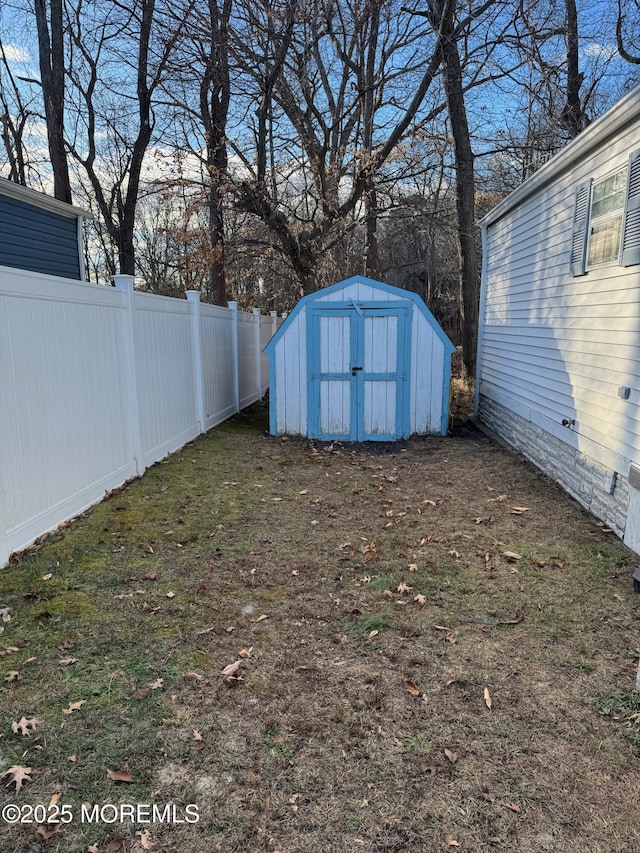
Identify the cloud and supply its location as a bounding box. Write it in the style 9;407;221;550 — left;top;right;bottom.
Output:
582;42;617;62
1;44;31;63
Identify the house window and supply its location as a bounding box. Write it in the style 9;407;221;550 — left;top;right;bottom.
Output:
586;168;626;267
571;149;640;276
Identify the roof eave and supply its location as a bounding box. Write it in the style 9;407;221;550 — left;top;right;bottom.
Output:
0;178;93;220
478;84;640;229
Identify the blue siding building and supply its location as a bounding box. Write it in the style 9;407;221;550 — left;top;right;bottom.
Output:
0;178;89;280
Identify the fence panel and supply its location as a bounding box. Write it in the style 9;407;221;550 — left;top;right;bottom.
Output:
131;291;200;467
200;303;236;429
0;267;135;564
237;310;260;409
1;270;278;567
260;314;277;395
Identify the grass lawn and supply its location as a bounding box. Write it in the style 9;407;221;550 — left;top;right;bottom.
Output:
1;403;639;852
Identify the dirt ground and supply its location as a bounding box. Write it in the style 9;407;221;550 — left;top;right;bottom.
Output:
1;403;640;853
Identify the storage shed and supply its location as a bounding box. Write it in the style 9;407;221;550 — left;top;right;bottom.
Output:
264;276;455;441
475;84;640;552
0;177;88;280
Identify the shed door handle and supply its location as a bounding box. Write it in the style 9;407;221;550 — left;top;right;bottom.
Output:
351;366;362;376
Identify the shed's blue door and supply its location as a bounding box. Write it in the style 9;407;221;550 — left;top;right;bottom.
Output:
308;304;410;441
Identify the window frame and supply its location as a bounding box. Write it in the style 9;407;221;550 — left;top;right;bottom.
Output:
585;166;627;270
570;148;640;276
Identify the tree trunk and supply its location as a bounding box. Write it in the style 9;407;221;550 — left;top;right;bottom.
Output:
200;0;232;305
34;0;72;203
362;0;380;278
562;0;585;137
428;0;479;377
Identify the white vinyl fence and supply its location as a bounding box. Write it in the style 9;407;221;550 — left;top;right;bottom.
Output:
0;268;278;566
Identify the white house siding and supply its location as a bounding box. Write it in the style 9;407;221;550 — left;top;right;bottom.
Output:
477;88;640;543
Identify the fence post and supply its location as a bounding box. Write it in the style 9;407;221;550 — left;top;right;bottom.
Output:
270;310;277;338
186;291;206;434
253;308;262;401
228;300;240;413
113;274;145;476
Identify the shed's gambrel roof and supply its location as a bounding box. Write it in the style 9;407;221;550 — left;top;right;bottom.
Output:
264;276;456;355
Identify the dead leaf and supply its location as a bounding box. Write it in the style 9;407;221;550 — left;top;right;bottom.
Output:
148;678;163;690
408;563;418;572
511;506;529;513
107;768;134;783
59;657;78;666
502;802;521;813
222;660;242;677
145;572;157;581
58;639;75;651
136;829;154;849
421;762;443;776
502;551;522;561
5;670;19;683
448;549;461;559
104;839;126;853
68;754;77;762
165;591;176;599
239;647;252;659
193;730;202;741
484;687;492;709
1;765;32;792
0;607;12;622
405;679;421;697
444;748;458;763
143;545;154;554
182;671;204;681
253;614;269;623
23;656;38;664
414;594;426;607
88;845;100;853
63;700;86;715
397;582;412;594
34;823;62;841
11;716;39;736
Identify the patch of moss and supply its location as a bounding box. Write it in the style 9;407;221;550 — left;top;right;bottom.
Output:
35;591;97;617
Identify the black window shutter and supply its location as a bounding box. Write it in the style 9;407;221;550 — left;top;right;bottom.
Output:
571;181;591;276
622;149;640;267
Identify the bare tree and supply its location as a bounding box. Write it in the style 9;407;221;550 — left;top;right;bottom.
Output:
228;0;450;294
0;38;32;184
65;0;190;275
616;0;640;65
195;0;232;303
34;0;72;201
